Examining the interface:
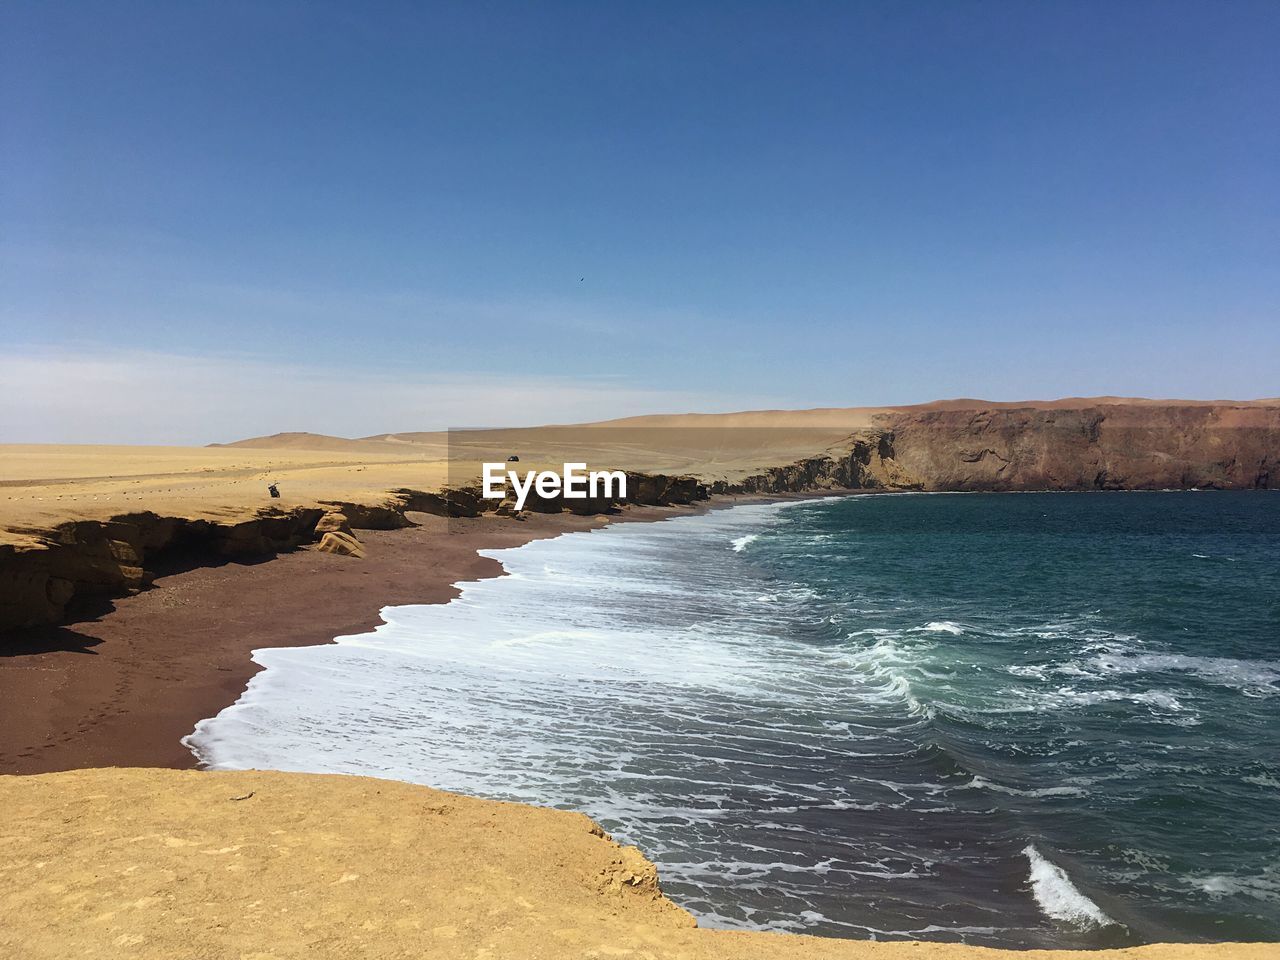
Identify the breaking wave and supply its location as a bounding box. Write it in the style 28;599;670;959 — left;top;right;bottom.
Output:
1023;846;1116;929
187;491;1280;948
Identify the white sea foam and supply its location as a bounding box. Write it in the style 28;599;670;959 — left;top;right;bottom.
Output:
1020;686;1195;723
921;621;964;635
1022;845;1115;928
185;498;961;936
731;533;759;552
1005;647;1280;700
1243;773;1280;789
969;776;1086;799
1090;652;1280;697
834;635;935;718
1005;664;1050;680
1195;871;1280;902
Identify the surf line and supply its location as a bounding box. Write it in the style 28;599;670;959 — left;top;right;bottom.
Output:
482;462;627;512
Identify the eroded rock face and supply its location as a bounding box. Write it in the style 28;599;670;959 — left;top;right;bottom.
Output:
625;473;708;506
884;404;1278;491
394;487;491;518
2;402;1274;636
725;404;1278;495
726;432;919;494
319;501;414;530
444;473;709;515
315;511;353;536
0;508;325;633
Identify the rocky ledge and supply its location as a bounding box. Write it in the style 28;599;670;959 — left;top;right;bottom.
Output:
0;472;707;634
3;401;1276;636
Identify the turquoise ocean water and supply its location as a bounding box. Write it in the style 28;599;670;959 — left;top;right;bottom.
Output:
189;492;1279;948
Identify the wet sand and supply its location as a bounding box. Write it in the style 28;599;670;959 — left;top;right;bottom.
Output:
0;510;664;774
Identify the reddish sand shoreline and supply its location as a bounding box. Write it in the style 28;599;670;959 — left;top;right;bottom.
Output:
0;492;807;775
0;510;644;774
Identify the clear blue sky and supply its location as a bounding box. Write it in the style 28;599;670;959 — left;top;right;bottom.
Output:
2;1;1277;442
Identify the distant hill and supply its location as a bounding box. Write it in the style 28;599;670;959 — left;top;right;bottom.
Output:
216;398;1280;451
208;432;419;454
214;397;1280;493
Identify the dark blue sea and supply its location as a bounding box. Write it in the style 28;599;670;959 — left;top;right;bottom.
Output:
189;491;1280;948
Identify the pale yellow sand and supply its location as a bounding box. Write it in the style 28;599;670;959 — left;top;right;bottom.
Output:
0;409;875;545
1;768;1269;960
0;444;449;548
6;397;1277;547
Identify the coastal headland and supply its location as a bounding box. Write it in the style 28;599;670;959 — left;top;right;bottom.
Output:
2;397;1278;957
5;398;1277;636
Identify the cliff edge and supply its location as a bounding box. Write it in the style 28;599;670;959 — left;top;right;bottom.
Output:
881;402;1278;491
3;399;1277;634
724;401;1279;494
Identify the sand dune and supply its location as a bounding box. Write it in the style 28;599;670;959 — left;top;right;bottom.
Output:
209;431;424;454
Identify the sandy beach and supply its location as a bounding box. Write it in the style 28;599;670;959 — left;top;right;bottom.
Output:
1;507;693;773
1;423;835;777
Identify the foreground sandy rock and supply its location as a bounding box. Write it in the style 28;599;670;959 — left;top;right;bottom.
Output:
315;530;366;558
0;769;1271;960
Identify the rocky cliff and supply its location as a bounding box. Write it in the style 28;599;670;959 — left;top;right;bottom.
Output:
728;402;1278;494
3;401;1276;635
0;509;327;631
884;403;1277;491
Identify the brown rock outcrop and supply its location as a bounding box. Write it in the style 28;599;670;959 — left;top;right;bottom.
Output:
318;500;415;530
315;510;353;536
883;403;1277;491
393;486;491;518
625;472;709;505
724;403;1278;495
428;472;709;517
0;508;326;632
